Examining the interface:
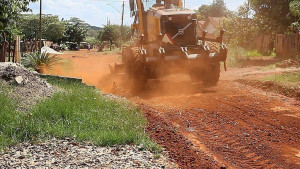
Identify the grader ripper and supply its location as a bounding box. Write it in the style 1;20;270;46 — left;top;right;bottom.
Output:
110;0;228;90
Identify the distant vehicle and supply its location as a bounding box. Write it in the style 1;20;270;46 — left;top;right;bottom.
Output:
69;43;79;51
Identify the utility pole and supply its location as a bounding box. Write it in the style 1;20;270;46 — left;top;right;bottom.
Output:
39;0;42;52
247;0;250;18
121;1;125;48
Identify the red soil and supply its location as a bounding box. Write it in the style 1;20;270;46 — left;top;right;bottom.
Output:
46;50;300;169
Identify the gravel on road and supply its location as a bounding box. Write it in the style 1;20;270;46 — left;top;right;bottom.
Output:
0;138;178;169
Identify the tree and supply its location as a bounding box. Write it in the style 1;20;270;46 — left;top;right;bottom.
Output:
18;14;65;42
249;0;297;34
98;25;131;47
98;25;120;46
64;17;88;44
290;0;300;32
223;5;259;49
197;0;229;19
0;0;38;61
44;21;65;42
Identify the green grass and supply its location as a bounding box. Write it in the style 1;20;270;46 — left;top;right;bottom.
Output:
226;46;248;67
261;72;300;84
227;47;277;68
0;78;160;152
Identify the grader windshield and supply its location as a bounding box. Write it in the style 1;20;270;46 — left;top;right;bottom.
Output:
142;0;181;10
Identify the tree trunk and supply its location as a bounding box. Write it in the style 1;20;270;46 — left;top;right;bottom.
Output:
0;32;7;62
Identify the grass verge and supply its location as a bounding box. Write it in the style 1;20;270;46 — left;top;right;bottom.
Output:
237;72;300;100
227;47;277;68
261;72;300;83
0;77;161;152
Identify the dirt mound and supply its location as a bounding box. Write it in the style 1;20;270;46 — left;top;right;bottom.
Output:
0;62;55;111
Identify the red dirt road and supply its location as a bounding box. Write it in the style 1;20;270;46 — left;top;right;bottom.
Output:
46;50;300;168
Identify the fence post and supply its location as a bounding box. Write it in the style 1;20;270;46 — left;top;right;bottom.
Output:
14;36;21;63
296;31;299;57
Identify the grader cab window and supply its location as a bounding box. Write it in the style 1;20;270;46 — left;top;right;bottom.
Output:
142;0;181;10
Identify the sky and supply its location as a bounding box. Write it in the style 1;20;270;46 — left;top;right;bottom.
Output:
27;0;246;27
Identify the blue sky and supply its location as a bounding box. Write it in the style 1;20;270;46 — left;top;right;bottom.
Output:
28;0;246;27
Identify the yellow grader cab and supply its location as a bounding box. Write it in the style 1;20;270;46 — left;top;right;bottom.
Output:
111;0;228;91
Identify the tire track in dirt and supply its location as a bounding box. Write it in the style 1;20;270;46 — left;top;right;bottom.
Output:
142;104;223;169
140;81;300;168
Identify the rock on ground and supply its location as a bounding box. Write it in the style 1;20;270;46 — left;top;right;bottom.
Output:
0;138;178;169
0;62;55;111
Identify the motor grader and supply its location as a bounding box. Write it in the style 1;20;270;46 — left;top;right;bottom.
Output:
111;0;228;90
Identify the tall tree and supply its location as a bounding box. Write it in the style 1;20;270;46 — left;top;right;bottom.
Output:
223;4;259;49
250;0;297;33
97;25;131;47
64;17;88;44
18;14;65;42
197;0;229;19
290;0;300;32
0;0;38;61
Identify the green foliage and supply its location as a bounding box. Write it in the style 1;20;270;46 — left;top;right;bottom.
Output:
261;72;300;83
0;85;26;148
226;46;248;67
85;29;101;46
0;78;161;152
22;52;58;71
223;12;259;49
197;0;230;19
290;0;300;32
98;25;131;47
44;20;65;42
18;14;65;42
87;29;98;38
64;17;89;44
85;37;101;46
0;0;38;41
249;0;298;34
98;25;120;45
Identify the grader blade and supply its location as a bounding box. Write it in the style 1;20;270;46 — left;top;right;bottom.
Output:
109;63;125;74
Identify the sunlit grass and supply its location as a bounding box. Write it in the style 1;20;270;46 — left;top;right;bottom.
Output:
261;72;300;84
0;77;161;152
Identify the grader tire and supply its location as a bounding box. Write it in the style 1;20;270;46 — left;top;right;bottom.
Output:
130;47;146;92
202;62;220;86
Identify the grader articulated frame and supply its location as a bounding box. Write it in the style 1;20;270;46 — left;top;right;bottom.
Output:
110;0;228;90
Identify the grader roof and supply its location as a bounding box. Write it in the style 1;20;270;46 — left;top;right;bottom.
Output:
150;8;196;16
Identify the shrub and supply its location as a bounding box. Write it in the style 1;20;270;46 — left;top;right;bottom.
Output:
22;52;58;72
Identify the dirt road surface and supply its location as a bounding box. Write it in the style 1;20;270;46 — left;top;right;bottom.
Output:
46;50;300;168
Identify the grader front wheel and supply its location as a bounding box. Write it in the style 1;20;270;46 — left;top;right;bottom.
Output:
129;47;147;92
202;62;221;86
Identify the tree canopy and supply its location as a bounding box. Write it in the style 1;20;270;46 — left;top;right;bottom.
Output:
0;0;38;40
249;0;299;33
98;25;131;47
197;0;229;20
64;17;89;44
18;14;65;42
